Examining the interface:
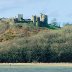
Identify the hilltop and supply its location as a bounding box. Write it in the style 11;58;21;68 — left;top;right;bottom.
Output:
0;20;71;63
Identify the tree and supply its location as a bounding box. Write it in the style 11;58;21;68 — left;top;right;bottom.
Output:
51;18;59;27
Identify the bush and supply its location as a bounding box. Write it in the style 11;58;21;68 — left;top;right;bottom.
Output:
0;25;72;63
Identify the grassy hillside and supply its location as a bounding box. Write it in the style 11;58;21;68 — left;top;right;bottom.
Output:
0;22;72;63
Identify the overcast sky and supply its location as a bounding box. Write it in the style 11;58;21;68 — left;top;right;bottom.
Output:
0;0;72;26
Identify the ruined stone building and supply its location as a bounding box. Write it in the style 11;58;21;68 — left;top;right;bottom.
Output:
18;14;23;21
32;13;48;27
31;15;36;26
14;13;48;27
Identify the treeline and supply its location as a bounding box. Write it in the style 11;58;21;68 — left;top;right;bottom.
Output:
0;25;72;63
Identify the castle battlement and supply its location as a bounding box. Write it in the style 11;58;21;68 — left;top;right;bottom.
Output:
3;13;48;27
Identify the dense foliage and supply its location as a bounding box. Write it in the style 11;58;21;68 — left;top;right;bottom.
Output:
0;22;72;63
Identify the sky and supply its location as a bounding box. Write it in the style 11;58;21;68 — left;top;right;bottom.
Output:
0;0;72;26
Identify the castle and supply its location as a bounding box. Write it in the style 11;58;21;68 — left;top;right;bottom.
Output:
14;13;48;27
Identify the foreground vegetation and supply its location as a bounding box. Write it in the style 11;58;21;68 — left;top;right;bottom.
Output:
0;22;72;63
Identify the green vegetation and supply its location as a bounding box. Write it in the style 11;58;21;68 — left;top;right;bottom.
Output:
0;21;72;63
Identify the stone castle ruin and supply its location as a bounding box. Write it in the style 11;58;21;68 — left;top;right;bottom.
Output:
31;13;48;27
18;14;23;21
14;13;48;27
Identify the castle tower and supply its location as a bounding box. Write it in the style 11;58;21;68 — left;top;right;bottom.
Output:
40;14;48;27
36;17;40;27
31;15;36;26
18;14;23;21
44;15;48;24
40;13;43;21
